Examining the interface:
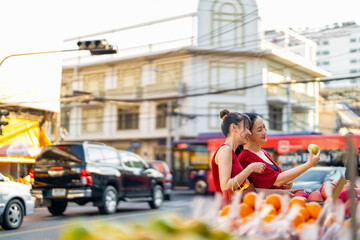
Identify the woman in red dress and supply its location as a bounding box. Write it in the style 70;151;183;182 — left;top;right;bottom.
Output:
238;113;321;189
211;109;266;193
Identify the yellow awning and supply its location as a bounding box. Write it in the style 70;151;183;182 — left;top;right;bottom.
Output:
0;156;35;164
0;118;51;163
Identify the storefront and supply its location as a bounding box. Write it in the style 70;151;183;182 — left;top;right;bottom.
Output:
0;117;51;179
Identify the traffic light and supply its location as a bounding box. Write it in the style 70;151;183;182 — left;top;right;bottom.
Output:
77;39;117;55
0;109;9;135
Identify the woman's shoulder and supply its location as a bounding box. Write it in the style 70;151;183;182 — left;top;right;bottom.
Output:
238;148;250;157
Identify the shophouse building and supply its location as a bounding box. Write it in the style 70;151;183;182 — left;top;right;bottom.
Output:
54;0;329;166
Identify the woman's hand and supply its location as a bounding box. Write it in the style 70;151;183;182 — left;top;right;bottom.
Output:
283;181;293;189
249;162;266;173
307;149;321;167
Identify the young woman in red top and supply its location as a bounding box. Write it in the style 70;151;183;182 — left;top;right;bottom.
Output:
238;113;321;189
211;109;266;193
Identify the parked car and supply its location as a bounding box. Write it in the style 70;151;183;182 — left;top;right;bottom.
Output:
0;173;34;230
291;166;346;193
146;160;173;200
31;141;165;216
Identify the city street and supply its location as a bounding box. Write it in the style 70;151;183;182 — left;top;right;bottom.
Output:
0;189;211;240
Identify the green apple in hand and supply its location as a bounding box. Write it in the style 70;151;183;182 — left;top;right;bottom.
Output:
308;144;319;154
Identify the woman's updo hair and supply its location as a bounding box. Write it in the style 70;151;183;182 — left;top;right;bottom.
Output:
219;109;250;137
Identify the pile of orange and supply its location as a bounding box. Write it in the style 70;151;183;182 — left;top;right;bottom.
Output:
219;192;323;230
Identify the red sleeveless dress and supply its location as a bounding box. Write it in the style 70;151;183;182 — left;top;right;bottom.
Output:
211;144;244;193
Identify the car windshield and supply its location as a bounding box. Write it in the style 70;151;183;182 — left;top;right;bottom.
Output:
294;170;330;182
35;145;84;167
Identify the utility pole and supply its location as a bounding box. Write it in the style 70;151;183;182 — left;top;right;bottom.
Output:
285;70;292;133
166;100;173;169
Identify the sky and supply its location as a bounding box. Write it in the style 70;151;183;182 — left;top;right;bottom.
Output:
1;0;360;56
0;0;359;112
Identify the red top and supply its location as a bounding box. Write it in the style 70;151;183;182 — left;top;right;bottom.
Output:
238;149;283;189
211;144;244;193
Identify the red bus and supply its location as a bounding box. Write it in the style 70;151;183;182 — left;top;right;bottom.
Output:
172;133;360;195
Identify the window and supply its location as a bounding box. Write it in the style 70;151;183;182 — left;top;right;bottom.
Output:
61;81;72;97
156;102;174;129
350;38;357;43
350;69;358;74
118;67;141;88
87;148;103;163
322;61;329;65
102;148;120;165
155;62;183;84
351;78;360;83
350;49;357;53
83;73;104;93
82;108;103;133
61;110;71;132
269;105;282;131
117;106;139;130
322;51;329;55
156;103;166;129
322;41;329;45
131;157;146;169
209;61;246;94
208;102;245;129
350;59;357;63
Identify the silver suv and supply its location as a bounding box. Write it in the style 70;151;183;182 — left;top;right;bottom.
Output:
0;173;35;230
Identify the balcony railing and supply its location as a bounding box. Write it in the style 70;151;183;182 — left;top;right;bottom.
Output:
106;86;143;99
266;85;315;106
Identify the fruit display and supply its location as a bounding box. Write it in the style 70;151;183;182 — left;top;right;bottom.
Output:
59;214;240;240
216;187;360;240
59;178;359;240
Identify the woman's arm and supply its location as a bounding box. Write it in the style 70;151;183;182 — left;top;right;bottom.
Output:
217;147;265;191
272;150;321;187
216;147;234;191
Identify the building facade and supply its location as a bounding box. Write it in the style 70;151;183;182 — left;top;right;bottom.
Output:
300;22;360;134
54;0;329;166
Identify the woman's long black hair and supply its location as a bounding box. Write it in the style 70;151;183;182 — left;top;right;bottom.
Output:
235;112;261;156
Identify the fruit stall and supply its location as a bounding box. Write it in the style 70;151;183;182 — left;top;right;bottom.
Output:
59;176;359;240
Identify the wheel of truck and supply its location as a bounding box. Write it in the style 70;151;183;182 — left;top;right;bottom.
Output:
98;186;118;214
194;179;208;195
47;200;67;216
1;199;24;230
148;185;163;209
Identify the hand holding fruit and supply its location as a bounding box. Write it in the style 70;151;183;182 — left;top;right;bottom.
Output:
307;144;321;166
308;144;319;154
249;162;266;173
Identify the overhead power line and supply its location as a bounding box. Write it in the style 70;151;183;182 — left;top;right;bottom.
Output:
85;74;360;103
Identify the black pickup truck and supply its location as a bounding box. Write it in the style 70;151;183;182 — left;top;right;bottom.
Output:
31;141;165;215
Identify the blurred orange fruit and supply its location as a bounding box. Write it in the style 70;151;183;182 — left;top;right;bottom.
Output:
299;207;310;221
230;218;242;229
243;192;257;209
220;204;231;217
292;212;305;227
266;194;282;210
307;218;317;224
259;203;277;215
238;202;254;218
306;202;322;219
240;212;254;224
289;196;307;208
263;213;276;222
296;222;308;230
